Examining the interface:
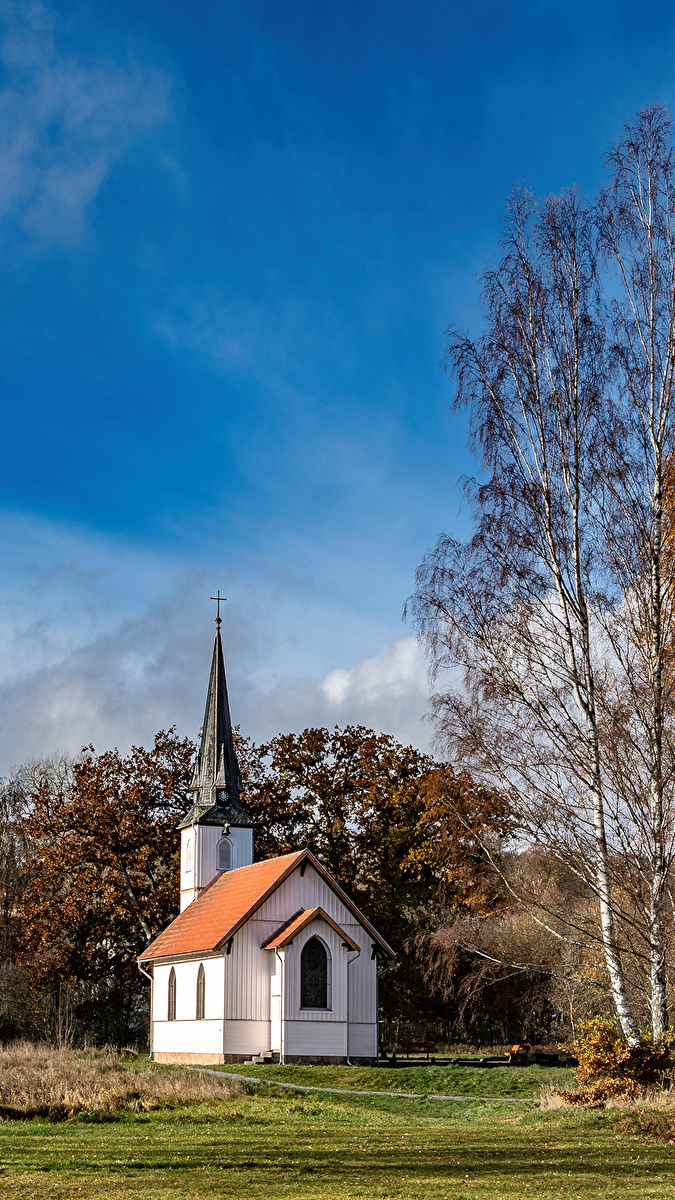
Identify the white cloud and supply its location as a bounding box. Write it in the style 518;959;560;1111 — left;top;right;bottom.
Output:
249;636;432;751
321;637;426;707
0;509;432;772
0;1;170;243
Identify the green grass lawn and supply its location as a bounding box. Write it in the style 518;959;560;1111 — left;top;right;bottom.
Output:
218;1060;574;1098
0;1063;674;1199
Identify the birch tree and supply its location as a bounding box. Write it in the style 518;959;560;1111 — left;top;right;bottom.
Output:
410;106;675;1043
592;108;675;1036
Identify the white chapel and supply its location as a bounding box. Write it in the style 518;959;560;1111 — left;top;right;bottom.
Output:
139;613;394;1064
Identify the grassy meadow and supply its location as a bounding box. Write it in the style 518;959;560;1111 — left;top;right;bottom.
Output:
220;1059;574;1098
0;1048;674;1199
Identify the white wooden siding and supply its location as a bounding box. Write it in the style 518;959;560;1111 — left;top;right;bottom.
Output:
348;1022;377;1057
285;1020;347;1057
223;1019;270;1056
154;1019;223;1055
347;947;378;1025
153;958;224;1024
224;917;272;1021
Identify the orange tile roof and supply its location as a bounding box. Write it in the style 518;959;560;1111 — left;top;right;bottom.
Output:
139;851;304;961
261;906;360;951
139;847;395;962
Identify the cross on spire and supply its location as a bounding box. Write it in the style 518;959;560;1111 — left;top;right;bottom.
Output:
210;590;226;627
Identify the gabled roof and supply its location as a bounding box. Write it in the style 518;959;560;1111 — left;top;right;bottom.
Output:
139;848;394;962
261;906;360;951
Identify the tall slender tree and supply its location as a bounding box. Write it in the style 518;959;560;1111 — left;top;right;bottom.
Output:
410;106;675;1043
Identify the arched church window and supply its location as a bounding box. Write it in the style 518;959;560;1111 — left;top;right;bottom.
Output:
300;937;328;1009
196;963;206;1020
168;967;176;1021
217;837;232;871
185;839;192;872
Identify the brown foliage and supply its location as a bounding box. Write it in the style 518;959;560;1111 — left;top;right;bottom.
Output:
18;729;195;1034
557;1016;675;1105
238;726;507;1021
416;765;512;912
417;849;611;1043
240;725;440;1018
13;721;509;1035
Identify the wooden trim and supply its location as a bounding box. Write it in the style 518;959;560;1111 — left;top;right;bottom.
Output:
261;906;360;950
214;849;395;957
139;948;224;966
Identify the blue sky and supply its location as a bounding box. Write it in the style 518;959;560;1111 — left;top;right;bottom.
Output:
1;0;674;770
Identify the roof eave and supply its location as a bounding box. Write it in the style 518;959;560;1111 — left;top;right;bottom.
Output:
262;905;361;951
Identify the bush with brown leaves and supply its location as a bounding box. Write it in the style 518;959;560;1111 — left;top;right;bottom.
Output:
555;1016;675;1106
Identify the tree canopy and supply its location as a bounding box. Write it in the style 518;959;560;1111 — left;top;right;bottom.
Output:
410;104;675;1043
19;730;194;1041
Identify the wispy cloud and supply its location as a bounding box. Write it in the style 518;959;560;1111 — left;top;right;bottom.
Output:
0;1;170;243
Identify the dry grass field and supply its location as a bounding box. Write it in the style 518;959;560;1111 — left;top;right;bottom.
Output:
0;1042;238;1118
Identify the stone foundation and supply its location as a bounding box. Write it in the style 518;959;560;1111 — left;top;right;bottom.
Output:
281;1055;377;1066
153;1052;377;1067
153;1052;226;1065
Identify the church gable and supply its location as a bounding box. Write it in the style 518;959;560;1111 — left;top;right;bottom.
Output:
140;849;393;963
261;907;360;951
251;861;378;950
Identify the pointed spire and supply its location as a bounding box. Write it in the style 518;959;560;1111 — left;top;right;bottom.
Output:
180;608;252;830
196;620;243;806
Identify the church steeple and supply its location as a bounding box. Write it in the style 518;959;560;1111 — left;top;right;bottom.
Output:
178;606;254;910
190;619;243;811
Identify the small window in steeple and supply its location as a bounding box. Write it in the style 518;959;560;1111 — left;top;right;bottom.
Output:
217;837;232;871
185;839;193;872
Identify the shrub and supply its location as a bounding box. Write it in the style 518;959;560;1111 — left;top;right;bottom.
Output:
555;1016;675;1105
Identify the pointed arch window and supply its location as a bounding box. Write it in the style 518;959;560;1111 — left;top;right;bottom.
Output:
300;937;328;1009
168;967;176;1021
217;837;231;871
185;838;193;872
196;963;206;1020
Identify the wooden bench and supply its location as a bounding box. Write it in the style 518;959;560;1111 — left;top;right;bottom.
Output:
400;1041;435;1060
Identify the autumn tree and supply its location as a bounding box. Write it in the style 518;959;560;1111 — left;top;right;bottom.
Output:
239;725;435;1018
417;765;512;913
419;846;616;1043
14;720;510;1038
240;724;508;1023
19;729;194;1042
409;105;675;1043
0;767;34;1039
